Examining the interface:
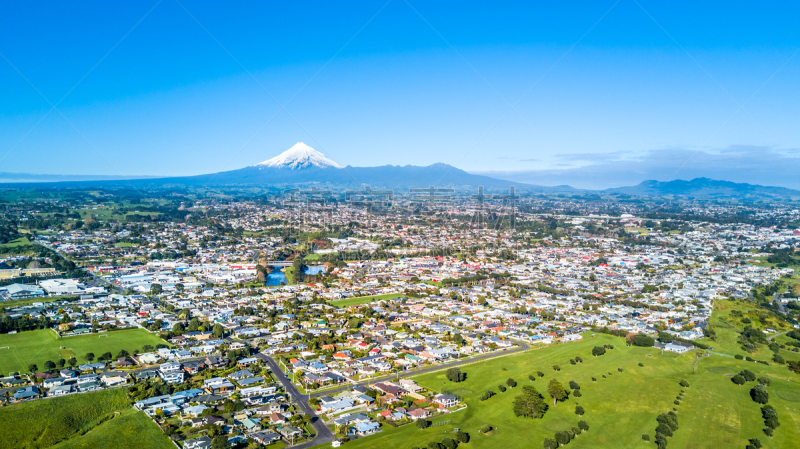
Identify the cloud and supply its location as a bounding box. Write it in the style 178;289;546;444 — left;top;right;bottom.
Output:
473;146;800;190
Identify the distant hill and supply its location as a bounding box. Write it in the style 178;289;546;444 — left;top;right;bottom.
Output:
0;143;797;200
605;177;800;199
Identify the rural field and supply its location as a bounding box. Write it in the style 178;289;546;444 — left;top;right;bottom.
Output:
0;388;172;449
327;333;800;449
0;328;167;375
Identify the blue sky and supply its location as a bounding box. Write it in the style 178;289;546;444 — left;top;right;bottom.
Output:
2;1;800;187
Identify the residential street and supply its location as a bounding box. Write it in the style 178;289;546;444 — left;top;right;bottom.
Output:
261;354;335;449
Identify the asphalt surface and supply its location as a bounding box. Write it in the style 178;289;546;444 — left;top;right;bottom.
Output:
261;354;335;449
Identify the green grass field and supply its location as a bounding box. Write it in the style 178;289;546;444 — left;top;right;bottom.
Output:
52;408;173;449
329;293;403;307
0;295;79;310
0;328;168;375
0;388;172;449
327;333;800;449
0;237;32;248
698;298;797;361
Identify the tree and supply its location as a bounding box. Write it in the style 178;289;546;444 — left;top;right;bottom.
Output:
547;379;568;406
656;423;673;437
592;346;606;357
746;438;762;449
416;419;430;430
173;323;185;333
68;357;77;367
732;374;746;386
507;378;517;388
632;333;655;347
575;405;584;415
543;438;557;449
498;385;507;392
757;376;772;386
117;349;130;359
44;360;56;371
642;434;650;442
211;435;230;449
441;438;457;449
750;384;769;404
446;367;466;382
480;424;491;434
27;364;37;373
555;431;570;446
569;381;580;390
85;352;94;362
655;433;668;449
512;385;548;418
212;323;224;338
741;370;756;382
150;283;162;295
679;379;690;387
427;443;442;449
455;431;469;443
578;421;589;432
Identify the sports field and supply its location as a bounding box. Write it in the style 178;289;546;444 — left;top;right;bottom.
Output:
329;293;403;307
0;388;172;449
0;328;168;375
328;333;800;449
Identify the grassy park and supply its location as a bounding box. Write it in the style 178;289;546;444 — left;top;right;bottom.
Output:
329;293;403;308
328;333;800;449
0;328;168;375
0;388;172;449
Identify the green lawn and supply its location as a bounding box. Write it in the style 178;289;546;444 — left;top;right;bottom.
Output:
0;294;79;310
52;408;173;449
0;328;168;375
329;293;403;307
0;388;170;449
0;237;31;248
325;333;800;449
698;298;796;360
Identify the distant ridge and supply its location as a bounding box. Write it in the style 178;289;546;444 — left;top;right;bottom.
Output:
605;177;800;199
0;143;799;200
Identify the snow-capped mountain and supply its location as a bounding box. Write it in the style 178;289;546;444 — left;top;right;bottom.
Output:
255;142;343;169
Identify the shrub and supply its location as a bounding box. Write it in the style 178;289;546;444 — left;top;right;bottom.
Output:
569;381;580;390
673;400;680;405
575;356;583;363
638;362;644;367
529;374;536;381
543;438;557;449
575;405;584;415
553;365;560;371
758;377;771;386
618;368;623;373
573;389;582;397
538;371;545;377
570;359;576;365
642;434;650;442
763;427;773;437
679;379;690;387
480;424;491;434
735;354;744;360
498;385;507;393
591;377;596;382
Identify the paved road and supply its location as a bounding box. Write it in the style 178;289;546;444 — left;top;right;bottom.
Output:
261;354;335;449
767;330;789;341
307;340;530;399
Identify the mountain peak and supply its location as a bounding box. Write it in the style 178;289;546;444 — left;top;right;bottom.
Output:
255;142;343;169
